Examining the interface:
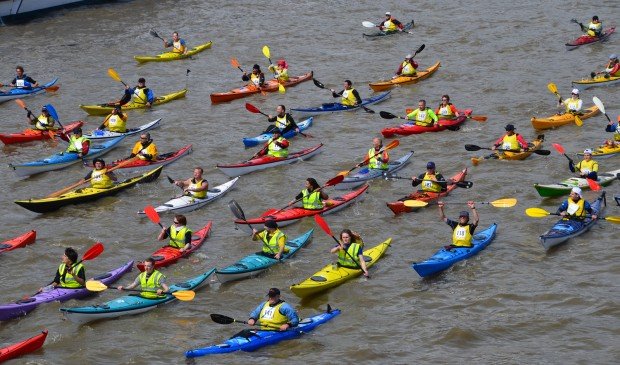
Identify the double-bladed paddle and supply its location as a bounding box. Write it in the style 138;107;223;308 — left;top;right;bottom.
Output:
361;20;413;34
338;139;400;177
592;96;611;122
403;198;517;208
245;103;311;138
551;143;601;191
86;280;195;300
107;68;148;104
525;207;619;223
262;45;285;94
464;144;551;155
382;173;474;188
143;205;164;228
228;199;254;231
314;214;368;276
312;78;375;114
380;110;487;122
210;313;282;330
15;99;57;141
231;58;267;95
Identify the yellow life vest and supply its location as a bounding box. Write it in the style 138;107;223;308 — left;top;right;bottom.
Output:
501;134;519;150
58;263;84;288
576;159;598;174
401;61;416;76
275;115;288;130
267;137;289;158
564;98;582;113
613;124;620;141
106;114;127;133
250;73;261;86
132;87;149;105
139;270;166;299
188;179;206;199
172;40;185;54
275;66;289;81
421;171;443;193
35;115;54;130
258;301;289;329
566;198;586;218
341;88;357;107
587;21;602;36
407;108;434;126
91;168;114;189
452;224;473;247
383;19;397;31
258;229;287;256
337;242;362;268
302;189;323;209
66;135;89;153
437;105;455;118
367;148;388;169
169;225;192;249
132;141;158;161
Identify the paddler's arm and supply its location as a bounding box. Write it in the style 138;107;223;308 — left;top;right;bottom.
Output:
247;303;265;326
279;303;299;329
492;134;505;150
556;201;569;217
356;246;370;277
438;201;449;223
330;89;343;98
158;226;171;241
411;173;425;186
118;276;140;290
585;201;598;220
98;115;111;130
352;89;362;105
468;201;479;226
428;109;439;123
516;134;529;150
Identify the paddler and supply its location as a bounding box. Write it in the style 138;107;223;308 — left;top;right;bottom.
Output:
364;137;390;170
65;128;90;158
268;59;289;82
158;215;192;253
124;77;154;107
557;187;598;220
9;66;39;89
27;105;56;131
257;128;289;158
379;12;404;32
265;105;300;135
394;54;418;77
172;167;209;199
97;105;128;133
411;161;450;193
251;220;289;260
163;31;187;55
405;99;438;127
559;88;583;114
569;149;598;180
247;288;299;331
330;80;362;107
39;247;85;292
289;178;329;210
242;64;266;88
438;201;479;250
578;15;602;37
118;258;170;298
604;115;620;147
593;54;620;79
330;229;369;277
84;158;117;189
491;124;529;152
129;133;158;161
435;95;461;119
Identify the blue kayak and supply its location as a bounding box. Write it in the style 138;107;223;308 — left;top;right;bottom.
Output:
60;268;215;324
242;117;313;147
291;91;391;119
215;229;313;283
413;223;498;277
335;150;414;190
0;79;58;104
539;192;605;250
9;136;125;177
185;306;340;357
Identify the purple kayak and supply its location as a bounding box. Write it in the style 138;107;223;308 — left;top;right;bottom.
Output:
0;261;133;321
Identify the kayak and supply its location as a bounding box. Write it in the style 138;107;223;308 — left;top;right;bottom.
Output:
138;177;239;215
386;168;468;214
0;121;83;145
217;143;323;177
381;109;472;137
0;78;58;104
540;192;605;250
136;221;213;271
566;27;615;49
290;238;391;298
79;89;187;116
471;134;545;165
82;118;161;141
134;41;213;63
291;91;391;119
572;74;620;90
9;136;125;177
242;117;313;147
576;144;620;159
210;72;313;104
0;261;133;321
531;105;599;130
89;144;192;174
0;330;48;362
234;184;369;234
0;230;36;254
15;166;162;213
216;229;314;283
412;223;498;277
185;307;340;357
363;20;414;37
60;268;215;325
335;150;414;190
533;168;620;197
369;62;441;92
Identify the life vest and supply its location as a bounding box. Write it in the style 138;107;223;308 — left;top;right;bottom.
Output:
169;225;192;249
337;242;362;268
587;21;602;36
408;108;434;126
172;39;185;54
267;137;289;158
302;189;323;209
341;88;357;107
132;87;149;105
452;224;473;247
437;104;455;118
35;115;53;130
383;18;397;31
421;171;443;193
258;229;286;256
58;262;84;288
607;62;620;77
367;148;388;169
106;114;127;133
275;66;289;81
14;77;32;88
576;159;598;174
564;98;582;113
400;61;416;76
275;115;288;130
258;301;289;329
66;135;88;153
501;134;519;150
91;168;114;189
566;198;586;218
139;270;166;299
133;141;157;161
250;73;261;86
188;179;206;199
613;124;620;141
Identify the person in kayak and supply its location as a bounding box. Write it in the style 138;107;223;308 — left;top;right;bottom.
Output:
265;105;300;135
438;201;479;250
406;99;438;127
158;215;193;253
65;128;90;158
247;288;299;331
557;187;598;220
118;258;170;298
9;66;39;89
411;161;449;193
27;106;56;131
577;16;602;37
380;12;404;32
290;178;329;210
257;128;289;158
242;64;266;88
268;59;289;82
603;115;620;147
435;95;461;119
251;220;289;260
330;229;369;277
172;167;209;199
491;124;529;152
97;105;128;133
559;88;583;114
330;80;362;107
39;247;85;292
163;31;187;55
364;137;390;170
129;133;158;161
124;78;154;107
591;54;619;79
84;158;117;189
394;54;418;77
569;149;598;180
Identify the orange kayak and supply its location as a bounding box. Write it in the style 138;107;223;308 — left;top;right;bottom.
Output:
210;71;313;103
531;105;599;130
369;62;440;92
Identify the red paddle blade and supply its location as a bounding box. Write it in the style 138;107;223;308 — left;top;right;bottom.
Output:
325;174;344;187
144;205;161;225
83;242;104;261
586;178;601;191
314;214;333;236
551;143;565;155
245;103;261;114
385;139;400;150
230;58;240;68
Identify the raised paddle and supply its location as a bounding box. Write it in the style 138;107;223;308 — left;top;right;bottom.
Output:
44;104;65;131
228;199;254;231
231;58;267;95
464;144;551;155
144;205;164;228
551;143;601;191
15;99;56;140
245;103;311;138
548;82;582;126
262;175;345;217
592;96;611;122
210;313;282;330
107;68;149;104
85;280;195;300
382;173;474;188
525;207;619;223
338;140;400;177
314;214;368;275
262;45;285;94
166;175;175;184
42;242;103;288
312;78;374;113
149;28;165;41
403;198;517;208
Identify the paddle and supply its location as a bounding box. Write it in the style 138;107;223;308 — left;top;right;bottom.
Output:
380;110;487;122
245;103;311;138
166;175;175;184
107;68;148;104
15;99;55;140
231;58;267;95
570;18;587;32
314;214;367;275
551;143;601;191
262;175;345;216
144;205;164;228
592;96;611;122
228;199;254;231
525;207;618;223
382;173;474;188
548;82;582;126
86;280;195;300
337;140;400;177
312;78;374;113
403;198;517;208
464;144;551;155
210;313;282;330
149;28;165;41
262;45;285;94
361;20;413;34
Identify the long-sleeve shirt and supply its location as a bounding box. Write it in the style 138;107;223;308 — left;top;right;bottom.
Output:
124;87;155;104
411;172;447;190
493;133;528;149
249;300;299;327
332;89;362;105
556;200;595;215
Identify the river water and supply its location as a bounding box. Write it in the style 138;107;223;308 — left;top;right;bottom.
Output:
0;0;618;364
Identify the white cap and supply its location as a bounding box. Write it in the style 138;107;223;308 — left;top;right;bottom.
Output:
610;54;618;59
406;54;413;58
583;148;593;155
571;187;582;196
571;88;580;94
385;12;391;15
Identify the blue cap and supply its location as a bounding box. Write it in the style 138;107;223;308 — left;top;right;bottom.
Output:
426;161;435;169
459;211;469;218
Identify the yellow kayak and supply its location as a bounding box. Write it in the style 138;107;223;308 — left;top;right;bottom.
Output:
572;74;620;90
369;62;440;92
134;41;212;63
577;143;620;158
530;105;599;130
79;89;187;116
471;135;545;165
289;239;392;298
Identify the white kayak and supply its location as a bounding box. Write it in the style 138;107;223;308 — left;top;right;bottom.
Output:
83;119;161;141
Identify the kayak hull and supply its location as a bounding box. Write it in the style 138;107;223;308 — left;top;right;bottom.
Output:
134;41;213;63
335;151;414;190
82;118;161;141
576;144;620;159
242;117;313;147
369;61;440;91
471;135;545;165
0;330;48;362
381;109;472;137
566;27;615;49
291;91;391;119
80;89;187;116
0;78;58;104
572;75;620;90
531;105;599;130
0;230;37;254
100;144;192;174
210;72;313;104
0;121;83;145
363;20;414;37
533;169;620;197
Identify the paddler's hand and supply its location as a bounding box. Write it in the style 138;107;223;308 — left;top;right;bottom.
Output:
279;323;290;331
363;271;370;278
467;201;475;209
274;253;281;260
592;214;598;220
559;212;567;217
248;318;256;326
437;201;445;208
156;289;164;295
117;286;124;291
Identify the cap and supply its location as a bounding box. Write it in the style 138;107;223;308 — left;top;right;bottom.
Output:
571;187;582;196
426;161;436;169
73;127;82;134
459;211;469;218
267;288;280;297
253;64;260;70
505;124;515;131
385;11;391;15
406;54;413;59
610;54;618;60
277;59;286;66
583;148;593;155
93;158;105;165
571;88;580;95
138;77;146;83
41;106;48;111
264;220;278;229
592;15;599;21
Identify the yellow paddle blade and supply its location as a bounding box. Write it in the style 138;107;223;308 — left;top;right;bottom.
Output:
574;114;583;126
490;198;517;208
471;157;481;166
547;82;558;94
262;45;270;59
172;290;195;301
525;207;551;218
86;280;108;292
403;200;429;208
107;68;121;82
278;82;285;94
604;216;620;223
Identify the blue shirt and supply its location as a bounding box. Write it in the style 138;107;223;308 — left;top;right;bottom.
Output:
249;300;299;327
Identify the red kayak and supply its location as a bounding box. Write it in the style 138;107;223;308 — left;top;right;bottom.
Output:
0;121;84;145
566;27;615;49
386;168;468;214
99;144;192;173
0;330;47;362
0;230;36;254
210;72;313;103
136;221;212;271
381;109;472;138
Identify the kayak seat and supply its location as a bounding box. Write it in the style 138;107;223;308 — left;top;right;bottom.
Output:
157;152;174;159
208;189;221;193
151;255;165;261
0;243;11;249
231;329;259;340
363;255;372;262
163;204;174;207
16;297;36;304
177;282;192;289
287;242;299;248
94;304;111;309
233;263;249;269
93;273;112;280
310;276;327;282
